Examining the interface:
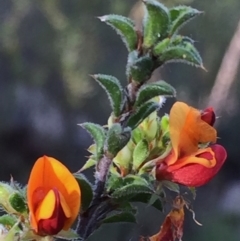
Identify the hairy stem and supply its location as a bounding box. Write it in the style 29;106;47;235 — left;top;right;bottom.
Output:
76;155;113;240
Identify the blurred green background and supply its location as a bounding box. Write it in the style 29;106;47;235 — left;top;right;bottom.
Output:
0;0;240;240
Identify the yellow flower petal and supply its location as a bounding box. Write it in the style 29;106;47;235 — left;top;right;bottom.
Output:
35;189;56;221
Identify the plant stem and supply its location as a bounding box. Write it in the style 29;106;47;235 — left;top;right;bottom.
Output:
76;155;113;240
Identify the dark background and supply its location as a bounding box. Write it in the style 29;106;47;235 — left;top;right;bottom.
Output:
0;0;240;240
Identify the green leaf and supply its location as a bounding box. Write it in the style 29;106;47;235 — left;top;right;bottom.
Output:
135;81;176;107
0;214;17;227
143;0;170;48
169;6;203;36
74;173;93;211
99;14;138;51
8;192;27;213
129;55;154;83
132;139;150;171
92;74;124;116
79;157;97;172
102;211;136;224
158;43;203;67
152;38;170;56
106;124;131;157
188;186;196;200
127;101;160;130
55;229;80;240
162;181;180;193
111;183;153;202
130;193;163;211
80;122;106;161
107;174;124;192
132;127;144;144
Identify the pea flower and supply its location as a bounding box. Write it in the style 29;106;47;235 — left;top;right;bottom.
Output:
156;102;227;187
27;156;81;236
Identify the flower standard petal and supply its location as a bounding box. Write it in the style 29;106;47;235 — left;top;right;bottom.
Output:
168;102;217;165
27;156;81;233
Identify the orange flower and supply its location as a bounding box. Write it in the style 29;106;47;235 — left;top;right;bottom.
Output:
27;156;81;236
156;102;227;187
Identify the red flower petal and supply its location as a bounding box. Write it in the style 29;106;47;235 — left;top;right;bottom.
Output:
169;145;227;186
38;188;67;235
201;107;216;126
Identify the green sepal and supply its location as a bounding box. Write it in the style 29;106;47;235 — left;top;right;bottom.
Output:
143;0;170;48
130;55;154;83
102;211;136;224
158;43;203;67
106;124;131;157
132;139;150;171
0;214;17;228
74;173;93;211
135;81;176;107
92;74;124;116
152;38;171;56
8;192;27;213
169;6;203;36
80;122;106;161
99;14;138;51
127;101;160;130
54;229;80;240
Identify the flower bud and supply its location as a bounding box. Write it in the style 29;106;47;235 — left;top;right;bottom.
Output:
139;111;159;141
113;145;133;176
0;182;21;214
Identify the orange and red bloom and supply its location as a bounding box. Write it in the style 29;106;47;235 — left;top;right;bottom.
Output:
156;102;227;187
27;156;81;236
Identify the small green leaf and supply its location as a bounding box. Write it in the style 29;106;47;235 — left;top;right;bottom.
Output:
130;55;154;83
132;127;144;144
135;81;176;107
169;6;203;36
99;14;138;51
158;43;203;67
55;229;80;240
102;211;136;224
80;122;106;161
0;214;17;228
8;192;27;213
152;38;171;56
74;173;93;211
132;139;150;171
127;101;160;130
79;157;96;172
111;183;153;202
160;114;169;133
106;124;131;157
92;74;124;116
162;180;180;193
143;0;170;48
130;193;163;211
188;186;196;200
107;174;124;192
